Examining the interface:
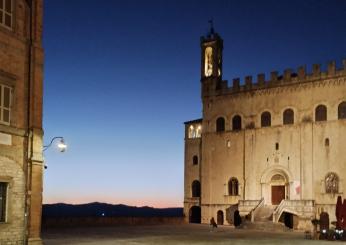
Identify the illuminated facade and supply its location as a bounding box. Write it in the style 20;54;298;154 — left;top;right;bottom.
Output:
0;0;44;244
184;28;346;230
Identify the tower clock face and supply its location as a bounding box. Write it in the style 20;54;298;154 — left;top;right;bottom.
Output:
204;47;213;77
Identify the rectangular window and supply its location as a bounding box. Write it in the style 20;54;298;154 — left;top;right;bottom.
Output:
0;0;12;29
0;84;12;125
0;182;7;222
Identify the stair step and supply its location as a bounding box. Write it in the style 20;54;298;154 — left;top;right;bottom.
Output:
253;205;276;222
242;221;287;232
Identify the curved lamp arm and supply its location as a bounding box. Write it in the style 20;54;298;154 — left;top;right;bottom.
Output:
43;136;67;152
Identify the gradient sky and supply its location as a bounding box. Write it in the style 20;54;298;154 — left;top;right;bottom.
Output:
43;0;346;207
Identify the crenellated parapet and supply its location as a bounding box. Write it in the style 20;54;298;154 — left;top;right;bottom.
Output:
215;60;346;96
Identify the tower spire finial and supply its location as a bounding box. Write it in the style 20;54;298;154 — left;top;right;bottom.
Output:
208;18;214;35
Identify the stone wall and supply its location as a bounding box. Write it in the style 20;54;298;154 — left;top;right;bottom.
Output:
0;0;44;244
42;217;185;228
0;156;25;244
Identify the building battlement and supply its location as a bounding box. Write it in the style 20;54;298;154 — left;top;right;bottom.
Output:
217;59;346;96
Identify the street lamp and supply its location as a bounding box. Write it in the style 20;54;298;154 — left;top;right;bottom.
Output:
43;137;67;169
43;136;67;152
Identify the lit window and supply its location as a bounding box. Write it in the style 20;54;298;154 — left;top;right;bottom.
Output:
0;182;7;222
196;125;202;138
188;124;202;139
0;0;13;29
0;84;12;125
188;125;195;138
204;47;213;77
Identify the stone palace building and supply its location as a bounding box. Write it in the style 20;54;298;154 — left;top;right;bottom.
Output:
0;0;44;244
184;28;346;230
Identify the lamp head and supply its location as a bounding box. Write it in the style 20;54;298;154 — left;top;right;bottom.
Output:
57;138;67;152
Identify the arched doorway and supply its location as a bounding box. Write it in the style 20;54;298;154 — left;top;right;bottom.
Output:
260;166;292;205
280;212;297;229
271;174;286;205
189;206;201;223
217;210;224;225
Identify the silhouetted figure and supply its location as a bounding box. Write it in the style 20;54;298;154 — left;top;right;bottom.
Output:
234;210;242;227
336;196;342;229
210;217;217;231
342;201;346;241
319;211;329;240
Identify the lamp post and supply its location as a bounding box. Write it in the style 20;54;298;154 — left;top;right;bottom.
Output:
43;136;67;152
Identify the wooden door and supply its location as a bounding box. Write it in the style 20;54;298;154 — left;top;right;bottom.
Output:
272;185;285;205
217;210;224;225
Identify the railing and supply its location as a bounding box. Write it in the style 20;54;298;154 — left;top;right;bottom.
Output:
238;199;262;217
250;198;264;222
273;200;315;222
273;199;287;222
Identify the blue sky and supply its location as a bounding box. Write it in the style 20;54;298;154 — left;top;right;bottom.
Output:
42;0;346;207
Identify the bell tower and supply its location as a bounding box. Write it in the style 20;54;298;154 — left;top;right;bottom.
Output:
200;21;223;98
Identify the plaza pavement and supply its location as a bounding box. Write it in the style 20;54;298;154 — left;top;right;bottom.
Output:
42;224;342;244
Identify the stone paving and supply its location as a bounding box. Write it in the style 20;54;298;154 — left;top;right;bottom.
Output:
42;224;342;245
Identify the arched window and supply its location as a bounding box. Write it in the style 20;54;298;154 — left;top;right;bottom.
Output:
338;102;346;119
188;125;195;138
204;47;213;77
192;155;198;165
232;115;242;131
216;117;225;132
325;172;338;194
188;124;202;138
283;109;294;125
228;178;239;196
315;104;327;122
261;111;271;127
192;180;201;197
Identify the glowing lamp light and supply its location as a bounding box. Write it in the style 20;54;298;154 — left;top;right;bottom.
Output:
57;139;67;152
43;136;67;169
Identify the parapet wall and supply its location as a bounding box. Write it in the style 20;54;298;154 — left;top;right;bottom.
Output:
42;216;185;228
218;60;346;95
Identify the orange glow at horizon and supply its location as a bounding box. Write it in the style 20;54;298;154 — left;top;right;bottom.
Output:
43;196;183;208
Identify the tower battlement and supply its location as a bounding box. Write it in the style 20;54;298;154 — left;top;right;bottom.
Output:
216;60;346;96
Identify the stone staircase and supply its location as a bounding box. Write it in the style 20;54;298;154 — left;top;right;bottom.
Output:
242;205;287;232
254;205;275;222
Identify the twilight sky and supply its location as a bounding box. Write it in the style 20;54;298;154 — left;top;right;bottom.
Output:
43;0;346;207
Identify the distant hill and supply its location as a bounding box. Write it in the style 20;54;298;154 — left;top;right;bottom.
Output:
42;202;183;218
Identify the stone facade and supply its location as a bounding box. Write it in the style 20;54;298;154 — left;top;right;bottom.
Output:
184;29;346;230
0;0;44;244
